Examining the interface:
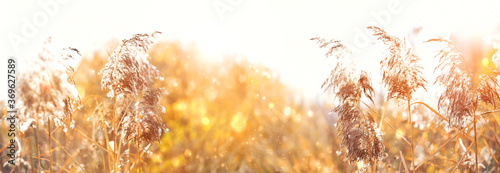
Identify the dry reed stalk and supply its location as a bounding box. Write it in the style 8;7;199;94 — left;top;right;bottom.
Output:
38;118;87;172
17;38;81;132
312;37;385;170
14;38;81;172
99;31;166;172
48;119;52;173
368;26;426;172
426;37;499;127
427;37;500;172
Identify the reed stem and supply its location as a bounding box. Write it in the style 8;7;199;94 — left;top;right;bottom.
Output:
48;119;52;173
408;99;414;173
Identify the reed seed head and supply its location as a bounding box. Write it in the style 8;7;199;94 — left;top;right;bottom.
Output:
311;37;351;59
99;31;166;144
314;38;384;167
100;31;163;98
120;88;166;143
17;38;80;132
341;120;385;165
427;37;499;128
368;26;426;101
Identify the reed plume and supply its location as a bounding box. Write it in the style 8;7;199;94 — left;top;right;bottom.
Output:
426;37;499;128
120;88;165;143
310;37;351;59
367;26;426;101
313;38;385;167
99;31;166;144
368;26;428;172
17;38;81;133
100;31;163;97
427;37;500;172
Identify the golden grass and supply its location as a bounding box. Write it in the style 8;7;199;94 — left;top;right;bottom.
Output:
0;28;499;172
312;26;500;172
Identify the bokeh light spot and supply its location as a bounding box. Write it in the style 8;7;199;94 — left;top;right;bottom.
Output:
201;117;210;125
284;107;292;116
268;103;274;109
230;112;247;133
307;110;313;117
482;57;489;67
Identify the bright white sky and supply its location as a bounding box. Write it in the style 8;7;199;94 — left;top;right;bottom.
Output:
1;0;500;102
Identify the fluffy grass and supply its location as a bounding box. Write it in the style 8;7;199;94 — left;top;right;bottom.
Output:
313;26;500;172
0;28;499;172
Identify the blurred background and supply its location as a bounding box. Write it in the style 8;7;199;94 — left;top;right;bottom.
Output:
2;0;499;100
1;0;500;172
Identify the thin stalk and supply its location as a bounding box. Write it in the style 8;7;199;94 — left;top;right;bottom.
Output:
34;118;42;172
61;121;111;153
450;136;475;173
48;119;52;173
10;165;17;173
410;102;447;121
113;95;117;172
414;133;458;170
114;100;134;172
408;99;414;173
18;136;21;173
34;126;40;172
56;148;81;173
400;150;409;173
23;134;28;173
137;142;141;172
127;143;131;172
474;112;478;173
450;117;487;172
101;150;106;172
92;97;113;171
413;101;480;140
472;96;478;173
372;158;376;172
39;119;88;173
482;138;500;166
117;128;123;172
361;101;411;146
